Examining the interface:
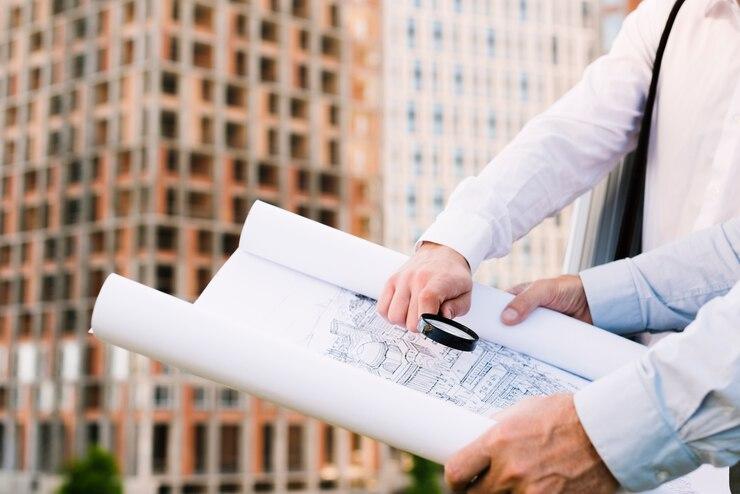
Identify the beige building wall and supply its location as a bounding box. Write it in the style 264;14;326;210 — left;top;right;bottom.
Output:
382;0;602;287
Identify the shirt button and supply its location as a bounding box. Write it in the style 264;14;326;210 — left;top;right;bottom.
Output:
656;470;670;483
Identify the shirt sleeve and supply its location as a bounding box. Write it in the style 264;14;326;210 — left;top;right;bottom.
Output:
418;0;674;271
579;218;740;334
574;280;740;492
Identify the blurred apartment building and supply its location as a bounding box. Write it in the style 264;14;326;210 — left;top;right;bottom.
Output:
0;0;399;493
381;0;604;287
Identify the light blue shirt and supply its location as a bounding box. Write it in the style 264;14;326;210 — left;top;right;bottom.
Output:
574;218;740;492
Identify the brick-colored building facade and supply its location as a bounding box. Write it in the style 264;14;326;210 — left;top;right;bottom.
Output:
0;0;400;492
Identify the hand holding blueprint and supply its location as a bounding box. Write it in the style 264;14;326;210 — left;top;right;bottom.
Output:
91;201;728;494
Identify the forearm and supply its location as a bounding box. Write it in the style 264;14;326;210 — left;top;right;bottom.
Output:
575;281;740;491
580;217;740;334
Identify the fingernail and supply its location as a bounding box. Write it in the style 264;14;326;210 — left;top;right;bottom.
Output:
501;308;518;323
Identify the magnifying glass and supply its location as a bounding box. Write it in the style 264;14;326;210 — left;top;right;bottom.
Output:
417;313;479;352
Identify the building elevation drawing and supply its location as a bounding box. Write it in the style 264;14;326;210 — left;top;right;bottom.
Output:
303;290;588;415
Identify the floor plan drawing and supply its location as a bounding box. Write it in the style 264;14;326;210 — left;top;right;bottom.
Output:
303;289;588;415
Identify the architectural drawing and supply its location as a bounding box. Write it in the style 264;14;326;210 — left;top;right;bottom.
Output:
304;290;588;415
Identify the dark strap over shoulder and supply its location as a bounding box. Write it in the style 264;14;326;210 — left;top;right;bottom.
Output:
613;0;687;259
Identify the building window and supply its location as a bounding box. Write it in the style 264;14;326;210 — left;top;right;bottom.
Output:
318;209;337;227
328;140;339;166
193;386;208;409
406;19;416;48
152;423;169;473
412;148;423;176
193;4;213;30
196;267;210;294
290;98;307;119
520;72;529;102
287;424;304;472
193;424;207;473
155;265;175;294
188;191;213;219
153;385;171;408
168;36;179;61
488;112;497;139
432;21;443;50
433;187;445;214
260;57;277;82
320;70;337;95
197;230;213;254
407;102;416;133
161;72;178;95
160;111;178;138
192;42;213;69
260;20;279;43
319;173;339;197
220;388;240;408
406;185;416;217
322;425;335;466
261;424;274;472
222;233;239;255
454;148;464;176
226;85;246;107
156;226;178;251
433;104;444;134
412;60;422;90
225;122;247;149
235;14;248;36
453;65;463;95
219;425;240;473
234;51;247;76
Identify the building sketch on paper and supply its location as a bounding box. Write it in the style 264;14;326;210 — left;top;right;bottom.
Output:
306;291;587;415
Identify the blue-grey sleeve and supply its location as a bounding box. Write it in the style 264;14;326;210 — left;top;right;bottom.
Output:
574;280;740;491
579;218;740;334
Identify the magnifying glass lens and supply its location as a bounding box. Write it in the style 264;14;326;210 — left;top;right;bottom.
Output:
427;320;475;340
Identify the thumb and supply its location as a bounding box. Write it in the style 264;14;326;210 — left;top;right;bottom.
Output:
439;293;472;319
500;280;555;326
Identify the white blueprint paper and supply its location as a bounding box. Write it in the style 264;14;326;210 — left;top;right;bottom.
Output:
197;249;587;417
90;201;729;493
238;201;646;380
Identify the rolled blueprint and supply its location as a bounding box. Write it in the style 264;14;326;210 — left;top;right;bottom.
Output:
92;274;493;463
240;201;646;380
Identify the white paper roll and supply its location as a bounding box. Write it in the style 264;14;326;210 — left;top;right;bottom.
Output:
91;273;494;464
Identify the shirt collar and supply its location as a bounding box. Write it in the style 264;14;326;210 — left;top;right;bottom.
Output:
705;0;738;16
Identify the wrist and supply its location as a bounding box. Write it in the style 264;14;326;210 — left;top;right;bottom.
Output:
418;242;471;271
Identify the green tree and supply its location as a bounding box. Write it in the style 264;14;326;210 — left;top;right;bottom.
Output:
406;455;442;494
57;446;123;494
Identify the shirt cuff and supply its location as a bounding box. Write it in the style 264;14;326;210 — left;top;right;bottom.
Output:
574;363;701;492
417;209;494;273
579;260;645;334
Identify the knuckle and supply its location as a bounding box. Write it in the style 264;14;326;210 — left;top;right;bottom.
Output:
484;428;503;449
444;463;464;487
414;268;432;281
418;288;439;304
502;460;527;482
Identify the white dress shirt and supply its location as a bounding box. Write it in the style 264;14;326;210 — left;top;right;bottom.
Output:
419;0;740;271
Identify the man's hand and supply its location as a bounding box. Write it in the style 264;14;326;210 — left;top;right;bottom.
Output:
500;274;592;326
378;242;473;331
445;394;618;494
